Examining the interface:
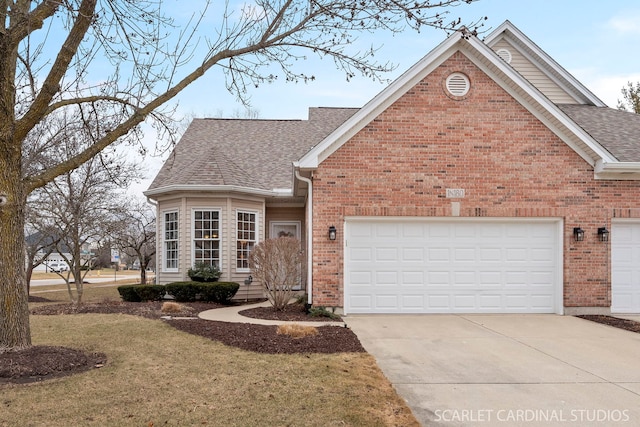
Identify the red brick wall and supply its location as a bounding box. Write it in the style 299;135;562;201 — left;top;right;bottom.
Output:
311;52;640;310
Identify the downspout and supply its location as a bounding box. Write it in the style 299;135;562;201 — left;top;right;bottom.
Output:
294;170;313;305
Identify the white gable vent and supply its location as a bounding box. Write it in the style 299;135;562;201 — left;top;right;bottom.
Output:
496;48;512;63
445;73;470;97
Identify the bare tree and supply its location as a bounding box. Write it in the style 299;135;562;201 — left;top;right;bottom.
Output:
249;237;303;310
0;0;483;350
617;81;640;114
28;154;137;305
111;200;156;285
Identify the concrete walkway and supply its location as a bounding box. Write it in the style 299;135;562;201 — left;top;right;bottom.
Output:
198;300;346;327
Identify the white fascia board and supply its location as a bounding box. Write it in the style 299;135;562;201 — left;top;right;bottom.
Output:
484;21;606;107
463;38;618;166
143;184;283;198
297;32;464;169
595;160;640;180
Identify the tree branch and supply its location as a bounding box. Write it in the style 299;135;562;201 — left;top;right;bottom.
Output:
14;0;97;143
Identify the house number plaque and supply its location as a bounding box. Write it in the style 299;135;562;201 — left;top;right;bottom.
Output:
446;188;465;198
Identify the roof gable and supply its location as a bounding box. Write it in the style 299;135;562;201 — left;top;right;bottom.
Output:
296;21;639;178
484;21;606;107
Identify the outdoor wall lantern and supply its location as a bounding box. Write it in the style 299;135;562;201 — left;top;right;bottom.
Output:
328;225;337;241
573;227;585;242
598;227;610;242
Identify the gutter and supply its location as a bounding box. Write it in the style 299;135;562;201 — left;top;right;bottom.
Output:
595;160;640;179
143;184;289;198
294;169;313;305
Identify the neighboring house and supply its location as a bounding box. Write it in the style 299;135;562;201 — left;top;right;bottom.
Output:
146;21;640;315
25;232;72;273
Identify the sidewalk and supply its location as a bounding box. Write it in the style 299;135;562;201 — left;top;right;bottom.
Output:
198;300;346;327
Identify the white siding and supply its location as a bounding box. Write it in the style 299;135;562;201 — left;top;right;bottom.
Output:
492;39;577;104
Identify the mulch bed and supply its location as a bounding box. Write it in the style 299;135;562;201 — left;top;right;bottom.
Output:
168;320;363;354
577;315;640;333
239;303;341;322
1;299;362;384
0;346;106;385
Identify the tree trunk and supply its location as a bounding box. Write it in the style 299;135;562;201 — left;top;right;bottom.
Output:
26;264;33;295
140;263;147;285
0;146;31;350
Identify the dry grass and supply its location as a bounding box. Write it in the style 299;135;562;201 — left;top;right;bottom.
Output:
30;283;124;305
277;323;319;338
161;301;184;313
2;314;419;426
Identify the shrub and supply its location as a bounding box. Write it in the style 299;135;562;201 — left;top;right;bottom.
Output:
187;262;221;282
308;306;341;320
197;282;240;304
165;282;200;302
161;302;184;313
277;324;318;339
134;285;166;301
249;237;303;310
117;285;142;302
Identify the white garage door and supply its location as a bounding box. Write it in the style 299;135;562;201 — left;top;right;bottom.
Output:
612;222;640;313
345;218;562;314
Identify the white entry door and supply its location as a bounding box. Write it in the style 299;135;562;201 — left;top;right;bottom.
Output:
344;218;562;314
612;221;640;313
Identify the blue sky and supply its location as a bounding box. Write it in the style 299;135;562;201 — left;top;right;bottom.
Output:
133;0;640;194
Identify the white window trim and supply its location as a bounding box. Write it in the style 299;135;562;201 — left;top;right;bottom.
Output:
191;208;222;269
236;209;259;273
162;209;179;273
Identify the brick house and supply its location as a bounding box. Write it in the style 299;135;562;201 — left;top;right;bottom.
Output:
145;21;640;315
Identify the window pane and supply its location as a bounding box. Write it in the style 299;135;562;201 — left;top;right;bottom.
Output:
193;210;221;267
164;212;179;270
236;211;257;270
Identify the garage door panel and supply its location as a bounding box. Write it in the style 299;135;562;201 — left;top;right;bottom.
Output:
531;247;554;261
402;271;425;285
504;294;528;310
375;294;398;309
453;271;476;285
454;248;476;261
506;248;527;261
375;247;398;261
480;248;502;262
453;294;476;309
402;295;425;309
428;247;450;261
376;271;398;285
350;247;372;262
350;271;372;285
345;219;560;314
530;272;554;286
612;222;640;313
479;271;502;286
402;247;424;261
428;271;450;285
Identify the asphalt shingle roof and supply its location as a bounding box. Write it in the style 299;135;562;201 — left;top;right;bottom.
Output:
147;107;358;193
148;103;640;195
557;104;640;162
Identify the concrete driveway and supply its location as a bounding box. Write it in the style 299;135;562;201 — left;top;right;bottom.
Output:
345;314;640;427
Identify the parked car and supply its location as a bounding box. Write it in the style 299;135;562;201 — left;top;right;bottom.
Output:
48;262;68;273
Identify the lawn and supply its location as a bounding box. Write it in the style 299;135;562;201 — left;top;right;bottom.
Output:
2;287;419;426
